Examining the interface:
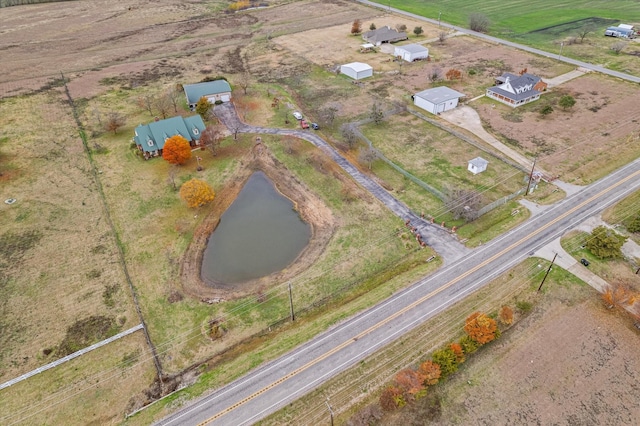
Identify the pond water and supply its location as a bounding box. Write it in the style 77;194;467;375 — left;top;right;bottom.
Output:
201;171;311;287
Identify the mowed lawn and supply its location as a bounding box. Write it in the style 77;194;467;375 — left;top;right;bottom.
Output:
361;113;525;221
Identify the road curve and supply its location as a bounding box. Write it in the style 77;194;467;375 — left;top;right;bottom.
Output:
214;102;470;263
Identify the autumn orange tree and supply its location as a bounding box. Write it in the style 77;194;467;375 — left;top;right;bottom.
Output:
395;368;426;398
464;311;498;345
162;135;192;165
601;283;638;309
499;305;514;325
445;68;462;80
179;179;215;208
379;385;403;411
450;342;465;364
418;360;441;386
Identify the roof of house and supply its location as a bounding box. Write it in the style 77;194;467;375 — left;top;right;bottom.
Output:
488;73;542;101
363;26;407;44
414;86;465;103
395;43;429;54
341;62;373;72
183;80;232;105
134;115;205;153
618;24;634;30
469;157;489;167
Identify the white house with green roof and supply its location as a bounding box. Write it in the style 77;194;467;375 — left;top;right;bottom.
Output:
183;80;232;110
133;115;205;159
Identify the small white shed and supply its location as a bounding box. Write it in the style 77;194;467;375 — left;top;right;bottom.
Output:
340;62;373;80
468;157;489;175
414;87;465;115
394;44;429;62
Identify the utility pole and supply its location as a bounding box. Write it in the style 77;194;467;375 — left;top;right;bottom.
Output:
325;400;334;426
288;282;295;322
525;156;537;195
438;11;442;27
558;42;564;59
538;253;557;292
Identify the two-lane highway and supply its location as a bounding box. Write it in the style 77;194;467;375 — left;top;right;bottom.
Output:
157;159;640;425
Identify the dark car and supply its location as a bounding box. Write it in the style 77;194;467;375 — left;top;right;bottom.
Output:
311;122;320;130
580;258;590;266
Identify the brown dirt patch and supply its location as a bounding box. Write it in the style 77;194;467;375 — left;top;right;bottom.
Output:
474;73;640;183
430;296;640;425
179;141;335;301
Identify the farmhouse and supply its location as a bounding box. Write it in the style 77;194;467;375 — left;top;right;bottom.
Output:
413;87;465;115
340;62;373;80
486;73;547;107
133;115;205;159
468;157;489;175
394;44;429;62
362;26;408;46
183;80;232;111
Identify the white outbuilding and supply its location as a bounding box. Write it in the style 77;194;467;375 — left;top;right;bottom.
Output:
340;62;373;80
394;44;429;62
468;157;489;175
413;87;465;115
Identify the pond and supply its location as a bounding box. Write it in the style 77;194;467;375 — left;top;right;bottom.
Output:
201;171;311;288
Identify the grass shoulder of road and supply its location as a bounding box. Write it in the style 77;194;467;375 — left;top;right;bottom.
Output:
602;188;640;245
259;257;589;425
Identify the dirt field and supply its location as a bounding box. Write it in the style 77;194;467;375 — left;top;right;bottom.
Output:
431;292;640;425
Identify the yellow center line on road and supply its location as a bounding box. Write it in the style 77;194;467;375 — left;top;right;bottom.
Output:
198;169;640;426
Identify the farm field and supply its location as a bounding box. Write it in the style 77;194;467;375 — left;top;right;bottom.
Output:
371;0;640;75
1;0;639;424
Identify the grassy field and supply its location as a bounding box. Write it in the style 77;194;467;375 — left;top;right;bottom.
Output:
602;189;640;244
373;0;640;74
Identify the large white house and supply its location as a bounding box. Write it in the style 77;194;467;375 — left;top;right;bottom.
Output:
413;87;465;115
340;62;373;80
394;44;429;62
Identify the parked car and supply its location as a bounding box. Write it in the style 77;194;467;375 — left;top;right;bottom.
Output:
580;258;590;266
300;119;309;129
292;111;303;120
311;122;319;130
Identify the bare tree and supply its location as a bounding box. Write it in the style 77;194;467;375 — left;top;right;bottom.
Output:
237;72;251;95
438;31;447;44
229;123;240;141
359;147;378;170
153;94;172;119
166;85;182;113
577;25;595;43
610;41;627;54
137;95;154;115
428;66;443;82
167;164;178;191
319;106;338;127
200;125;224;156
396;23;407;32
104;111;126;134
444;187;483;221
370;103;384;125
341;124;358;149
469;13;490;33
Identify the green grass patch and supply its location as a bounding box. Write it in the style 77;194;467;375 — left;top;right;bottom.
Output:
456;200;530;247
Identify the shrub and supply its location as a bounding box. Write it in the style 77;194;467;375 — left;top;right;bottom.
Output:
459;335;478;354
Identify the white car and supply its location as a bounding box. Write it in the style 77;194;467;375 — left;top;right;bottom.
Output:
292;111;303;120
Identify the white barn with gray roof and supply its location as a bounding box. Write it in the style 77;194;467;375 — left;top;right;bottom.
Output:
340;62;373;80
413;87;465;115
394;44;429;62
183;80;232;110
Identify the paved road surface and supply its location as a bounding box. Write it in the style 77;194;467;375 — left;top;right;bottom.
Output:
156;115;640;425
